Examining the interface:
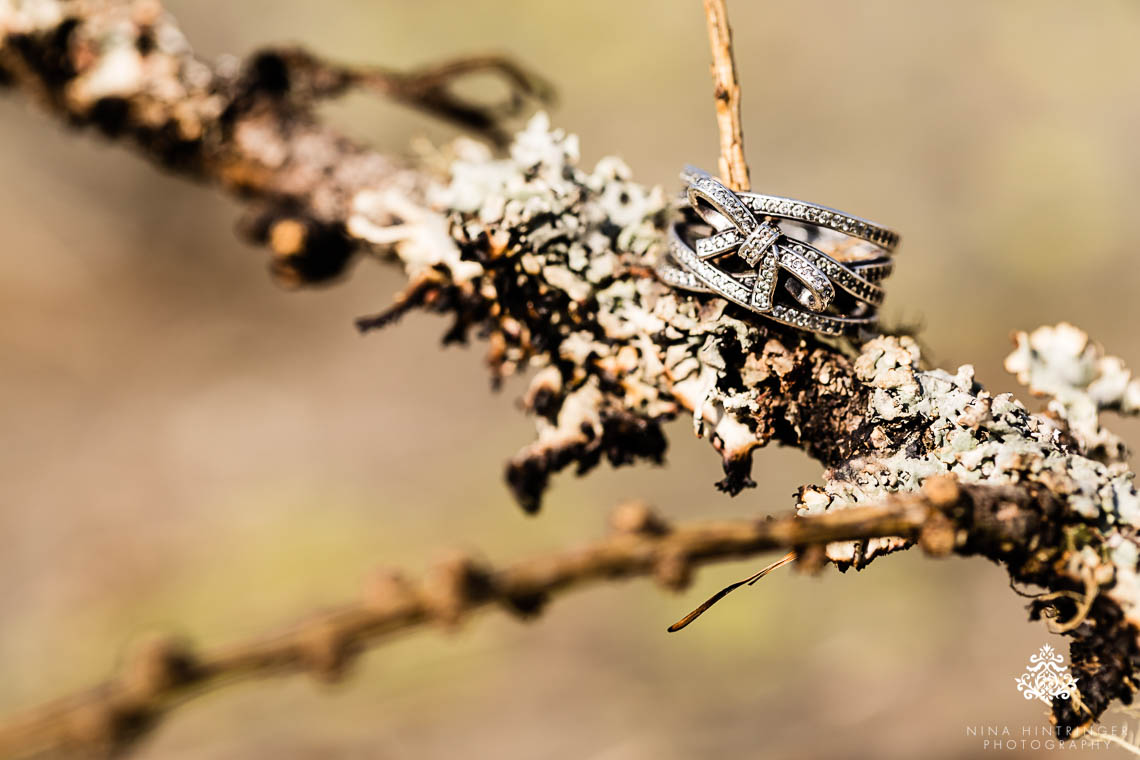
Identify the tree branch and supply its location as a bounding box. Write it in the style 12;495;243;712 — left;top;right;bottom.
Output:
0;479;1055;759
3;0;1140;750
0;2;550;288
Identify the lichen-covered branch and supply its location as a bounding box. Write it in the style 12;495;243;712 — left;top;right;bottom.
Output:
0;481;1068;759
4;0;1140;747
0;0;550;286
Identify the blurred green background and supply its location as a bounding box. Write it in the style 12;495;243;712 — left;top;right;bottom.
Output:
3;0;1140;757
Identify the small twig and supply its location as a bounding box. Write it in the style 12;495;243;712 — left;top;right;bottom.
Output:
261;48;555;148
1048;567;1099;634
0;495;946;759
702;0;750;190
667;550;796;631
355;271;446;333
356;54;556;147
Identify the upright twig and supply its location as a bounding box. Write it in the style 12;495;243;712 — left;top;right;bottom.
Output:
702;0;751;190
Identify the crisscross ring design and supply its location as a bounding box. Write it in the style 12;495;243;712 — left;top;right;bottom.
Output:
657;166;899;336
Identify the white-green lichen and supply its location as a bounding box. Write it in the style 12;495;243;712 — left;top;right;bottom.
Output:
351;119;1140;626
799;329;1140;628
1005;322;1140;464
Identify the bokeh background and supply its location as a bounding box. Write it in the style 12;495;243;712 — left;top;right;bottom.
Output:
4;1;1140;757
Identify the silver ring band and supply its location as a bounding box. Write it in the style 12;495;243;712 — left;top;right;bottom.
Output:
657;167;899;336
660;224;884;336
680;165;900;253
659;240;892;304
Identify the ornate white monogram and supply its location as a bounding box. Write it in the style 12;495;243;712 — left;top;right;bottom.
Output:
1014;644;1079;704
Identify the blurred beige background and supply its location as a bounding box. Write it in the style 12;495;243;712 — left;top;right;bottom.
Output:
4;1;1140;757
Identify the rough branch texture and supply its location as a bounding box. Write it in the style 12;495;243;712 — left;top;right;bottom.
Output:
4;0;1140;751
0;0;550;286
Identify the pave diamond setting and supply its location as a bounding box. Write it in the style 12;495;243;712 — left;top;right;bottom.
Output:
679;166;901;253
779;249;834;311
739;195;899;251
738;223;781;267
660;166;898;336
665;226;880;337
686;168;832;316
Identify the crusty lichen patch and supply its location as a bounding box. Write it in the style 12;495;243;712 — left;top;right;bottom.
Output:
347;115;869;507
1005;322;1140;464
350;117;1140;734
357;116;881;508
800;329;1140;592
351;120;1140;550
786;328;1140;734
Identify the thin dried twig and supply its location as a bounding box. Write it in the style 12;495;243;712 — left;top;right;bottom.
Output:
262;47;555;147
702;0;750;190
666;550;796;632
0;480;1028;759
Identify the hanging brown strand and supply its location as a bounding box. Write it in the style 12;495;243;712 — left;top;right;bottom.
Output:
667;551;796;632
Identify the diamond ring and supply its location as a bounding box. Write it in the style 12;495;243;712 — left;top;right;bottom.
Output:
657;167;899;336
